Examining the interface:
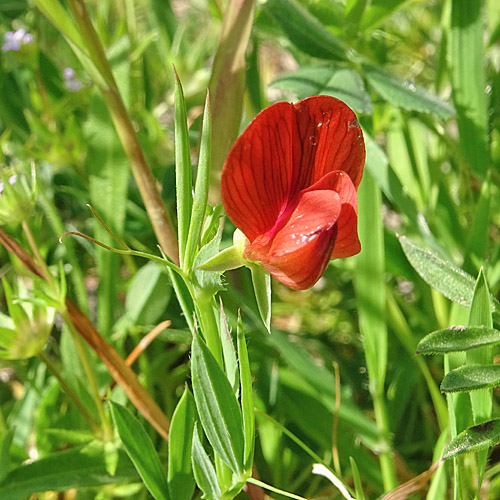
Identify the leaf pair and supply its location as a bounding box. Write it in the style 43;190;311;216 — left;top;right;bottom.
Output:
191;316;254;499
402;236;499;461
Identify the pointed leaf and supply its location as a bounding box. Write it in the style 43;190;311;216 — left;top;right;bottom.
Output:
184;92;212;273
220;304;239;392
237;314;254;471
174;69;193;267
349;457;366;500
467;269;494;426
249;264;271;333
441;365;500;393
191;423;222;499
110;402;169;500
399;236;500;327
443;419;500;460
417;326;500;354
363;64;455;119
191;334;244;475
168;388;196;500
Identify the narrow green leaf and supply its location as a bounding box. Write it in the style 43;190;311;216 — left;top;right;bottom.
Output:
417;326;500;354
110;402;169;500
441;365;500;393
467;269;494;416
0;441;137;499
363;64;455;119
360;0;409;31
399;236;500;327
0;430;13;483
174;69;193;268
0;327;16;350
449;0;489;177
237;314;254;472
220;304;238;392
32;0;85;52
266;0;349;61
443;419;500;460
466;269;494;489
191;422;222;500
191;334;244;475
355;172;387;392
184;92;211;273
349;457;366;500
464;179;491;271
249;264;271;334
168;388;196;500
2;279;29;331
364;134;418;223
125;262;172;326
271;66;372;114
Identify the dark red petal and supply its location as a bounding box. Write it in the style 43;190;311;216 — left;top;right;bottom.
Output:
304;170;360;258
291;96;365;192
244;189;341;290
221;102;295;242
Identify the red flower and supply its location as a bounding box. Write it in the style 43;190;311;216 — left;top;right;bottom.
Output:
221;96;365;290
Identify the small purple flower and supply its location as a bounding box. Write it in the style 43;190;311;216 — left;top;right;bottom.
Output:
2;29;33;52
63;67;83;92
63;67;75;80
0;175;17;195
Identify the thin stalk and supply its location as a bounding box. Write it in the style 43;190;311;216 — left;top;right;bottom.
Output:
22;221;56;295
194;295;223;366
39;350;100;434
38;189;88;313
247;478;307;500
66;0;179;264
372;392;397;490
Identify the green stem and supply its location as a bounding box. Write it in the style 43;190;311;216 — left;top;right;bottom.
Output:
246;478;307;500
194;295;222;366
66;0;179;265
39;351;100;434
372;392;397;490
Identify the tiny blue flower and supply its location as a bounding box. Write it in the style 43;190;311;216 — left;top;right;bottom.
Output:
2;29;33;52
63;67;83;92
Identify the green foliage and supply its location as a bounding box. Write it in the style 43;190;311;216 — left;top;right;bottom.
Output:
110;402;170;500
0;441;137;499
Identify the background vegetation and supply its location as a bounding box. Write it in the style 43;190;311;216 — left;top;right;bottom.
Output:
0;0;499;498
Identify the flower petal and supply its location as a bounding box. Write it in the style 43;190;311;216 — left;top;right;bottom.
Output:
244;189;341;290
292;96;365;192
304;170;360;258
221;102;294;242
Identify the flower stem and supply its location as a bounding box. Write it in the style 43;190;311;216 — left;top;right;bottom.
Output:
39;350;100;434
194;295;223;366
